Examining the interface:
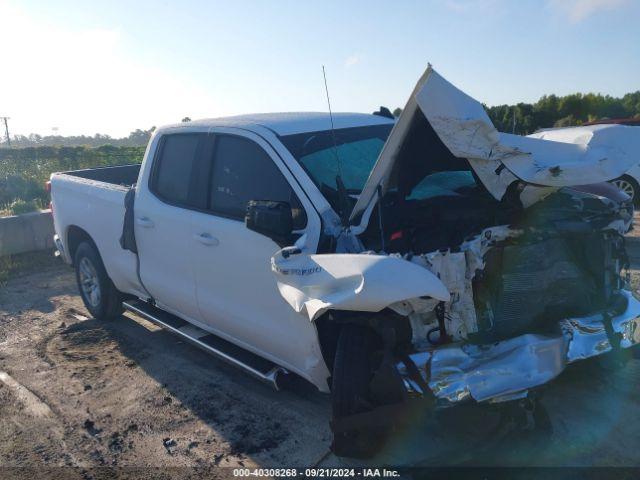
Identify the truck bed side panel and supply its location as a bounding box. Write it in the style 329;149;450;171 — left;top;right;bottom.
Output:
51;174;146;299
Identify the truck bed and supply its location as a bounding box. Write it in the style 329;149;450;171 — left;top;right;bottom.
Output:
50;163;146;299
61;164;141;187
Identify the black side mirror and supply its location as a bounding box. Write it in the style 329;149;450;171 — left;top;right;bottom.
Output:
245;200;293;246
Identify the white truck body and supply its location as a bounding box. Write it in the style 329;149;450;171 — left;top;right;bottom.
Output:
52;113;395;392
51;66;640;412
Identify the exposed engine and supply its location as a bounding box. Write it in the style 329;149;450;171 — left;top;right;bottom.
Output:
362;184;632;349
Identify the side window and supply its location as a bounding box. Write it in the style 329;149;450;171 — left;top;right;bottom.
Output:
152;134;201;206
209;135;307;229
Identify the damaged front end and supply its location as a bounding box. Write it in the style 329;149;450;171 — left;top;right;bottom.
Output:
271;65;640;455
274;187;639;407
396;214;640;405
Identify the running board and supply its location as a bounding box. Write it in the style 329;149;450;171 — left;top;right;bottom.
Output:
122;300;287;390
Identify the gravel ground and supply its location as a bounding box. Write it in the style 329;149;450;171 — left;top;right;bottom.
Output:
1;234;640;471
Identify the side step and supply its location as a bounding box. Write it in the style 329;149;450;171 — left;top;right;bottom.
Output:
122;299;287;390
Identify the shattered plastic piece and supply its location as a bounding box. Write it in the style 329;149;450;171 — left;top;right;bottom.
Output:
403;225;517;341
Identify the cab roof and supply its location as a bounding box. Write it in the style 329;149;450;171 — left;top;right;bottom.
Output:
158;112;395;137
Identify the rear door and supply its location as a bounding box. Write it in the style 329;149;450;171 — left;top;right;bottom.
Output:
135;132;211;323
189;130;325;370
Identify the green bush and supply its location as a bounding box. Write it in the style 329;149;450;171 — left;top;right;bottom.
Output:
9;199;40;215
0;175;46;208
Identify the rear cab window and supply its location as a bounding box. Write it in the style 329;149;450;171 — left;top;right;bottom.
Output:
150;133;204;207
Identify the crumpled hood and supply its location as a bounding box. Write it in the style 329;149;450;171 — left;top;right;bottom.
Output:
350;66;640;223
271;250;450;322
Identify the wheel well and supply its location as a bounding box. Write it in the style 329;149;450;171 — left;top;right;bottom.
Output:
614;174;639;187
315;310;412;374
620;174;639;182
66;225;97;264
315;314;343;373
622;174;640;189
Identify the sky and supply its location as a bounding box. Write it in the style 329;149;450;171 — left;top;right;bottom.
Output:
0;0;638;138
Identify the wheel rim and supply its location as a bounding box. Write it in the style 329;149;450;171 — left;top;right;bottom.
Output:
611;179;635;199
79;257;101;307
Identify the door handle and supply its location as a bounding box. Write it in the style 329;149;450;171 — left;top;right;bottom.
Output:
194;233;219;246
136;217;155;228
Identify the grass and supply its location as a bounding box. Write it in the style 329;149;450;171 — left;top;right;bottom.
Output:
0;249;61;287
0;199;43;217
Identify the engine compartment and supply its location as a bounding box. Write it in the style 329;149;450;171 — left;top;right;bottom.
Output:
471;231;626;342
359;177;631;348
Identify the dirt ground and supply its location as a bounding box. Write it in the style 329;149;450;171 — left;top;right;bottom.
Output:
1;237;640;472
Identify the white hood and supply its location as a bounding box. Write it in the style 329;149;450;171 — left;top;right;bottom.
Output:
350;66;640;222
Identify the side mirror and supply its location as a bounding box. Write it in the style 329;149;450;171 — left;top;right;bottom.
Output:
245;200;293;246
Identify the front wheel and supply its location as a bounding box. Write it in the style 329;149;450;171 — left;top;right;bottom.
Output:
610;175;640;205
74;242;123;320
331;325;387;458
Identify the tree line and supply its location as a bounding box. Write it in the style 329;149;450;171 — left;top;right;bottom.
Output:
2;118;197;148
7;127;156;148
393;90;640;135
4;91;640;149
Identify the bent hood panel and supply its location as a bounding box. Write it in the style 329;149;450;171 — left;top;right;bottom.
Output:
350;66;640;222
271;251;450;322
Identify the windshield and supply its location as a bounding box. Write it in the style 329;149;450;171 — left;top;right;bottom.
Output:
279;124;393;195
407;171;477;201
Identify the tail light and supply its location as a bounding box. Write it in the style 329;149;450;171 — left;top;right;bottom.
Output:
45;181;53;215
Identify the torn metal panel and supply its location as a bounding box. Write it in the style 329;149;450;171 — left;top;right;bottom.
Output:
271;251;450;322
400;291;640;404
612;290;640;348
561;315;612;362
350;66;640;224
429;334;566;403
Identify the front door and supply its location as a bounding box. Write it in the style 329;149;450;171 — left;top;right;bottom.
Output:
190;131;326;376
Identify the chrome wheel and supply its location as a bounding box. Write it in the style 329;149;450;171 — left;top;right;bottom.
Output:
79;257;101;307
611;178;636;200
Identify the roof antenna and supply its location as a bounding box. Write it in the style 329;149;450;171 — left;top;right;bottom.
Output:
322;65;349;226
322;66;341;175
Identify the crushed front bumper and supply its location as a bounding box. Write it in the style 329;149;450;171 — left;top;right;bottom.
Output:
398;290;640;404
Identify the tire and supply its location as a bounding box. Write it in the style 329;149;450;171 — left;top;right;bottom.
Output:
331;324;386;458
610;175;640;206
74;242;123;320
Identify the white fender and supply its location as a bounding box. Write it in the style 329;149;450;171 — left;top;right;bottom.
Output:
272;251;450;322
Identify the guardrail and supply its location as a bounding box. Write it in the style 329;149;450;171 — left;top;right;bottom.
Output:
0;210;54;256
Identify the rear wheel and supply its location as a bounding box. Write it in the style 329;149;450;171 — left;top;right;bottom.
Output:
331;324;387;458
74;242;123;320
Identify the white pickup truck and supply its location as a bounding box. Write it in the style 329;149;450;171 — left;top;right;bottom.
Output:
51;67;640;457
